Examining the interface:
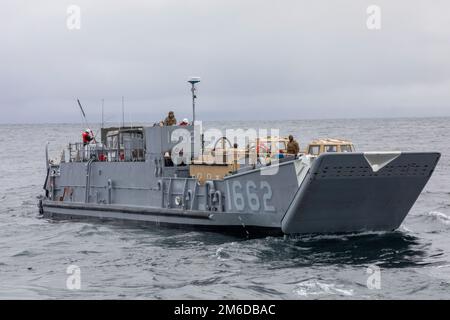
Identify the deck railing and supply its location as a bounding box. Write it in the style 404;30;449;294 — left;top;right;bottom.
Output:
67;142;145;163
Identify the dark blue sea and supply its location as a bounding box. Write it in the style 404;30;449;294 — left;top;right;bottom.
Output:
0;118;449;299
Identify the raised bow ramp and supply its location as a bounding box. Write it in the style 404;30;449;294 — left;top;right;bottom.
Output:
281;152;441;234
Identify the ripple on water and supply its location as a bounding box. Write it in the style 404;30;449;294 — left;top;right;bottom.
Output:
12;250;37;258
426;211;450;226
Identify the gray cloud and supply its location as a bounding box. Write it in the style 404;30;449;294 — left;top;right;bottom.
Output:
1;0;449;123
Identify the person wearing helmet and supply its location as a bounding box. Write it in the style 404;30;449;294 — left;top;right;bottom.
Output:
82;129;94;146
164;111;177;126
179;118;189;126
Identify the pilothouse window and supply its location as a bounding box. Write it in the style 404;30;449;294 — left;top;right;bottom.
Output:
309;145;320;155
107;135;118;149
341;145;353;152
104;129;145;162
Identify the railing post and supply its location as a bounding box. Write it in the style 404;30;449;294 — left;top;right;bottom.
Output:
107;179;112;204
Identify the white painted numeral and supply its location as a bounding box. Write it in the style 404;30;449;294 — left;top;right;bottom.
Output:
261;181;275;212
230;180;275;213
232;181;245;211
246;180;260;211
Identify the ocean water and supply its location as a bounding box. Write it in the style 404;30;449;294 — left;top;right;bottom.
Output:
0;118;449;299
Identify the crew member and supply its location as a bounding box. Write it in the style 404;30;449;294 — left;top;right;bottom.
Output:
231;143;240;171
82;129;94;146
286;135;300;155
164;151;174;166
164;111;177;126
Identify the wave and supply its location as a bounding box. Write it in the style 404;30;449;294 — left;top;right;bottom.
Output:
426;211;450;226
215;247;231;260
11;250;37;258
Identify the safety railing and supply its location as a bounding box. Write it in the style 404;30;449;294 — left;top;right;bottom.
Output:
67;142;145;163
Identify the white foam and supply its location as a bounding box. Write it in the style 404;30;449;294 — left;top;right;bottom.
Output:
214;247;230;260
398;225;413;233
427;211;450;225
293;280;354;297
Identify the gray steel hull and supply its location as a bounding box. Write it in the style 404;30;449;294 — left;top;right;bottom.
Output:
41;152;440;236
281;152;440;234
41;201;283;237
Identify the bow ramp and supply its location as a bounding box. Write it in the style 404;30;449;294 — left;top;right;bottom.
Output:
281;152;440;234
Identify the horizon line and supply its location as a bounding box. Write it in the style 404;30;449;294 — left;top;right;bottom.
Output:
1;114;450;126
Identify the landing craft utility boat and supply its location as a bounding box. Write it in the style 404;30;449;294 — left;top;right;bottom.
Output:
39;79;441;236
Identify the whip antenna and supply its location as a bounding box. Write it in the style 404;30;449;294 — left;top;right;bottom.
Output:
77;99;88;126
76;98;97;143
121;96;125;128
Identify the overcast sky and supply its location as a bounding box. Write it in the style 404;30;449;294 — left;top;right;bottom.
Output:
1;0;449;124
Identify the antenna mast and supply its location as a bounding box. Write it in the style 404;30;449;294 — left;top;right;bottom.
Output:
188;77;201;123
121;96;125;128
101;98;104;129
